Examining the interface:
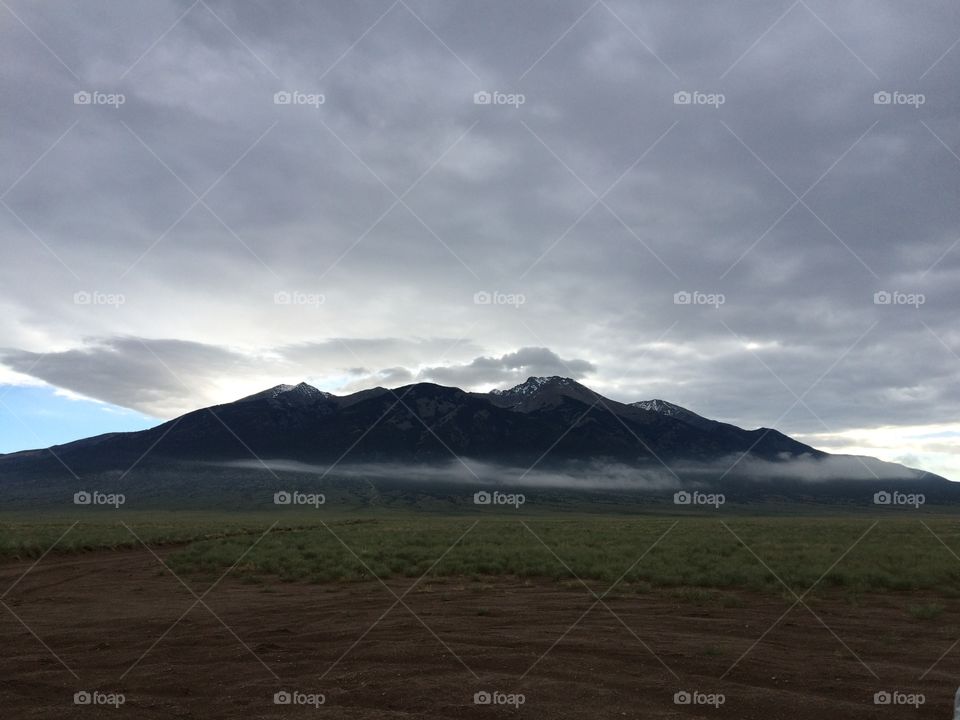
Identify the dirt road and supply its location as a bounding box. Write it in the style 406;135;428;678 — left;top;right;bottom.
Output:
0;547;956;718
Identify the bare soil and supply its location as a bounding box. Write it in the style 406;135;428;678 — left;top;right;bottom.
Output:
1;547;958;718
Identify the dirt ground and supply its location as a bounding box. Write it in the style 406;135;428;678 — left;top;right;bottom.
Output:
1;547;958;719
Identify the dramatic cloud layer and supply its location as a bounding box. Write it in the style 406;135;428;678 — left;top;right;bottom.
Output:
1;1;958;477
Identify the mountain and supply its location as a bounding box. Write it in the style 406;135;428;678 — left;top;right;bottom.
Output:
0;376;952;507
484;376;601;411
238;381;333;405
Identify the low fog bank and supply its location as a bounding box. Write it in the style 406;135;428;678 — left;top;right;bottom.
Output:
221;458;679;491
221;452;934;490
728;453;931;482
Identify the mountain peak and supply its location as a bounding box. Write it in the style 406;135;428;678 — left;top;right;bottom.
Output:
487;376;601;412
292;381;320;392
238;381;331;403
632;398;684;415
631;398;715;430
491;376;577;397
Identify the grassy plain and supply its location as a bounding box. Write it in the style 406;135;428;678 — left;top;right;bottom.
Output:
4;511;960;595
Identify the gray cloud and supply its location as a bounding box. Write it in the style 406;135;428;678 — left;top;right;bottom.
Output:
339;365;415;392
419;346;595;388
1;0;959;474
0;337;586;415
0;338;259;417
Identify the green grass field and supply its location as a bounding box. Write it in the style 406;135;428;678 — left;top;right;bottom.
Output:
0;511;307;559
4;511;960;595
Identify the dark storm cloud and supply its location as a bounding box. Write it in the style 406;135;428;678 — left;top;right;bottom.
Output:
1;0;959;473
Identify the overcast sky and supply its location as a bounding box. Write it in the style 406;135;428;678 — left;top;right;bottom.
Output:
1;0;958;478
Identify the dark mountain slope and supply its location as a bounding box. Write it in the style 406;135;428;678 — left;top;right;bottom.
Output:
0;377;949;507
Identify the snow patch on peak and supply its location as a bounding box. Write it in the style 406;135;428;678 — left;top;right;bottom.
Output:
239;382;331;403
238;384;294;402
288;382;331;399
631;399;705;425
492;376;575;397
632;399;682;414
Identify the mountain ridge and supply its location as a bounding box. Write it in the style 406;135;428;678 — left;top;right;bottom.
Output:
0;377;942;487
0;372;952;509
